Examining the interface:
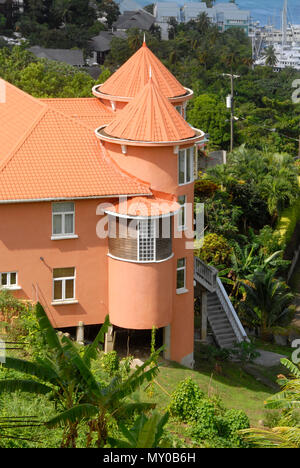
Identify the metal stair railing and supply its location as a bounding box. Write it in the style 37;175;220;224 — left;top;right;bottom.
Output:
194;256;248;343
215;277;248;343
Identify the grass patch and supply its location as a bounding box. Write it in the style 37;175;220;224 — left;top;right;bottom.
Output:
141;355;274;427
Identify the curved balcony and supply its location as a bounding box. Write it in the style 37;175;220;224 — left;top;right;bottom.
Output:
107;214;173;264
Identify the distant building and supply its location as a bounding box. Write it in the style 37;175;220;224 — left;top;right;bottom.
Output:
154;1;251;39
88;31;127;65
29;46;85;67
154;2;181;39
113;9;155;32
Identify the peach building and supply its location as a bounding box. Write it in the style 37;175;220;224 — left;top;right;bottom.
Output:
0;41;204;367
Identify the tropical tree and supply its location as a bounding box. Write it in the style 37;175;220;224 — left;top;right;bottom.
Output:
226;242;285;298
263;46;278;67
188;94;230;149
195;12;211;35
241;359;300;447
0;304;161;448
207;146;299;219
108;411;169;448
240;270;295;334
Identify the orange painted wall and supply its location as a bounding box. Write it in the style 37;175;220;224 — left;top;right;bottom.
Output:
103;139;195;363
108;256;173;329
105;142;194;195
0;199;111;328
0;137;195;363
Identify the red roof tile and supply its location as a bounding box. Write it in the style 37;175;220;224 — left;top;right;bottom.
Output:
0;80;151;201
40;97;114;129
104;78;195;142
99;42;186;99
0;79;46;162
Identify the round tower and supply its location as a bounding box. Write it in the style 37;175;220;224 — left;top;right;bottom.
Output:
92;40;193;118
95;77;204;367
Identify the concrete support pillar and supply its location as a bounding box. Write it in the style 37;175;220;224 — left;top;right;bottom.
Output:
76;321;84;344
163;325;171;360
201;290;208;342
104;326;115;353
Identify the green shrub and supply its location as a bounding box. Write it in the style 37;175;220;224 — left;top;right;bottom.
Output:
168;378;204;421
119;356;133;381
196;233;232;266
100;351;120;376
188;402;250;447
216;408;250;447
0;294;48;359
189;399;219;440
197;343;231;363
0;290;27;325
194;179;219;199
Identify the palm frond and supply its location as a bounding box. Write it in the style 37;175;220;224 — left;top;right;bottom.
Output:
45;404;98;428
35;302;62;353
280;358;300;378
83;315;110;366
2;357;58;382
0;379;52;395
60;334;101;397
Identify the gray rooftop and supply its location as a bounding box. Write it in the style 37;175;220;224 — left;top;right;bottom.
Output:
29;46;84;66
90;31;127;52
113;9;155;30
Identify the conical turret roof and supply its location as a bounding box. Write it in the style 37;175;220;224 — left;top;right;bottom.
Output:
104;78;195;142
100;41;186;99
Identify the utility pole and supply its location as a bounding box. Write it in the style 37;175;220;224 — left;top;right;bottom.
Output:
223;73;240;152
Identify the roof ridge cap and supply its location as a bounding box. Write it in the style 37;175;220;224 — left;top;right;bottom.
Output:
0;103;48;174
0;103;104;174
3;79;47;108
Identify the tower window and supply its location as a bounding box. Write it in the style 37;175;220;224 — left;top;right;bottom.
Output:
178;147;194;185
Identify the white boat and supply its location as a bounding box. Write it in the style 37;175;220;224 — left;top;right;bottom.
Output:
254;0;300;71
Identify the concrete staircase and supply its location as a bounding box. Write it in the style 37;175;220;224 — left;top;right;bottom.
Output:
207;291;238;349
194;257;248;348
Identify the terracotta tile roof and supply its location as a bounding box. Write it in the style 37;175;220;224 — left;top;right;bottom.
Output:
105;78;195;142
0;80;151;201
107;195;180;217
99;42;186;99
0;79;46;162
39;98;114;129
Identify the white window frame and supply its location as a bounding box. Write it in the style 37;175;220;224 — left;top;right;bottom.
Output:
51;202;78;240
176;258;187;294
52;268;76;304
137;219;156;262
0;271;20;290
178;146;194;186
177;195;187;231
